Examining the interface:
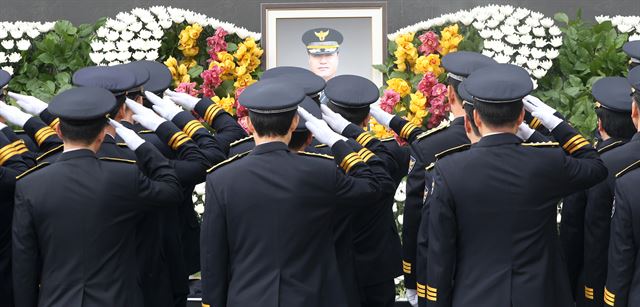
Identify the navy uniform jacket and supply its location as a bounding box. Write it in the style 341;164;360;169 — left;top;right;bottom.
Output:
397;116;469;290
581;133;640;306
341;124;407;288
201;140;385;307
605;161;640;307
0;132;30;307
425;122;607;307
560;137;625;301
12;142;183;307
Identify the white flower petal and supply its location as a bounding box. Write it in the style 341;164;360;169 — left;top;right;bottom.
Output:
89;52;105;64
533;27;546;37
494;53;511;64
16;39;30;51
1;66;14;75
1;40;14;49
546;49;560;60
8;52;21;63
540;17;554;28
549;26;562;36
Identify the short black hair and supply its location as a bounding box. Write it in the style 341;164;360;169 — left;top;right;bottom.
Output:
474;100;524;128
327;103;369;125
109;94;127;118
595;108;636;140
59;118;107;145
464;103;481;137
248;109;297;137
289;130;310;150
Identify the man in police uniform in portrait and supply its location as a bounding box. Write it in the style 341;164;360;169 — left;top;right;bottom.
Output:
302;27;343;83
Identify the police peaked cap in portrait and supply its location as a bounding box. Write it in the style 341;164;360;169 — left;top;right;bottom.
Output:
302;28;343;55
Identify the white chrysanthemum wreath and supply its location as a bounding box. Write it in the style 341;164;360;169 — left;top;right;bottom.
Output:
0;21;55;74
89;6;261;66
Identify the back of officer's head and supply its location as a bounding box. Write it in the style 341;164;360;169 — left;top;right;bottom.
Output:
327;103;370;126
48;87;115;146
248;110;298;137
592;76;636;139
474;100;524;129
289;130;311;150
240;80;305;138
462;64;531;131
59;118;108;145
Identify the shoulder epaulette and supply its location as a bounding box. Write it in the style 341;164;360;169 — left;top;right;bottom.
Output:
616;160;640;178
207;150;251;173
416;122;450;141
298;151;334;160
315;143;328;148
99;157;136;164
597;140;624;154
230;136;254;147
380;136;396;142
35;144;63;161
434;143;471;160
116;143;128;147
16;162;50;180
138;130;154;134
521;141;560;148
13;129;26;134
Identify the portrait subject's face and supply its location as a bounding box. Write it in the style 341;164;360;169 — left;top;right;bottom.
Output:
308;53;339;81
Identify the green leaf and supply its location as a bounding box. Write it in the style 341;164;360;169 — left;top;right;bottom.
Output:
389;71;409;80
554;13;569;25
54;72;71;85
188;65;204;78
226;43;238;53
372;64;388;73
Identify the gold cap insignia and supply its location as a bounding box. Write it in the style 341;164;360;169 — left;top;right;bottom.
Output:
315;30;329;41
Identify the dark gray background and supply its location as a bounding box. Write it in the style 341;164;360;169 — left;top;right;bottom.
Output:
1;0;638;33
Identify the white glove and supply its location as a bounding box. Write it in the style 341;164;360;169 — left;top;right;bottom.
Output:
320;104;351;134
516;122;536;141
164;89;199;111
298;107;346;147
109;119;145;151
145;91;183;120
124;99;166;131
405;289;418;307
0;101;32;128
523;95;562;130
369;104;394;128
7;92;48;116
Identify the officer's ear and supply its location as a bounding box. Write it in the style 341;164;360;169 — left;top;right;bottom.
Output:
516;108;525;126
246;116;255;135
289;114;300;133
55;123;63;138
473;109;483;131
632;101;640;129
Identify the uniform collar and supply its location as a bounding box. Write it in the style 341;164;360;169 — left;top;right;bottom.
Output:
451;116;464;126
596;137;625;150
475;133;522;148
103;134;116;144
57;148;97;162
250;141;290;155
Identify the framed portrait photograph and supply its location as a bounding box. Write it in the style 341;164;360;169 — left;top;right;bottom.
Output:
261;2;387;86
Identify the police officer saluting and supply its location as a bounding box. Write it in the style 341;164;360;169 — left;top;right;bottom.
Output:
424;64;607;307
12;87;183;306
200;79;386;307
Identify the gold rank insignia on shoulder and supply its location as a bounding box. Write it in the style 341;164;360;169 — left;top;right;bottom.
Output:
207;150;251;173
116;143;128;147
521;141;560;148
35;144;63;162
230;136;254;147
99;157;136;164
298;151;334;160
425;162;435;171
435;143;471;160
138;130;154;134
416;121;450;141
16;162;50;180
616;159;640;178
380;136;396;142
597;140;624;154
314;143;328;148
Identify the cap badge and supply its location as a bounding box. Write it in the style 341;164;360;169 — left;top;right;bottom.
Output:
315;30;329;41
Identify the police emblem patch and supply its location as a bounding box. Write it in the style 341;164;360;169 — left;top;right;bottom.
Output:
408;155;416;173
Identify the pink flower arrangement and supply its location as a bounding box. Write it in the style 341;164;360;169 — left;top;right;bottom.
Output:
237;116;251;133
200;66;224;97
206;28;228;62
234;87;249;118
418;31;440;55
431;83;447;97
380;90;401;113
175;82;200;96
418;72;438;97
427;95;450;129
